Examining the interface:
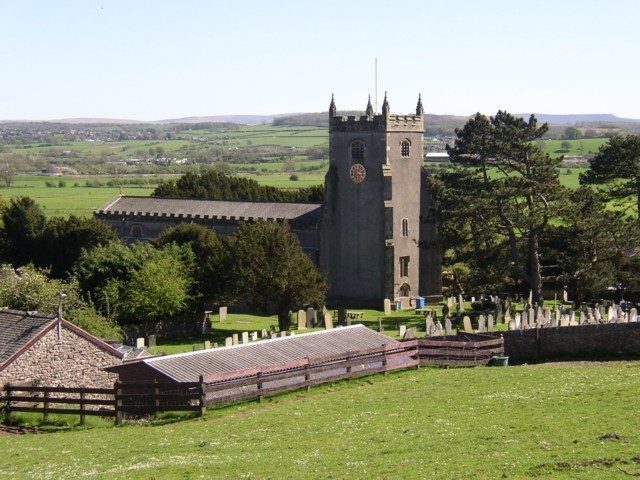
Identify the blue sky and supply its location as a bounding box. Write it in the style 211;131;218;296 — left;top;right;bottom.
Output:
1;0;639;120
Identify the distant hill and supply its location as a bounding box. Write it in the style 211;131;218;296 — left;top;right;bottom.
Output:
155;115;274;125
515;113;639;124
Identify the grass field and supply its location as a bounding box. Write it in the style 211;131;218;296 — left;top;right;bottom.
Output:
543;138;608;157
1;361;638;479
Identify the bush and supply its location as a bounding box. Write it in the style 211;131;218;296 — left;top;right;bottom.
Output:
58;180;66;188
45;180;56;187
289;174;299;181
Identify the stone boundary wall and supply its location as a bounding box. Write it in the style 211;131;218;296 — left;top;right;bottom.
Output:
502;322;640;363
0;326;121;388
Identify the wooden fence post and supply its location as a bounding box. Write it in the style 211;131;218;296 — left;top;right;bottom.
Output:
304;357;311;392
43;389;50;420
4;384;11;422
198;375;205;417
115;381;123;426
256;371;263;402
79;391;86;425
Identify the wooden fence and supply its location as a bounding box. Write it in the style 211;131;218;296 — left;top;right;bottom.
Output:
1;334;504;423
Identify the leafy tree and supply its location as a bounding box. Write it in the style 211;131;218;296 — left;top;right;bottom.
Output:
447;112;565;304
153;171;324;203
2;163;15;187
0;264;122;340
154;223;234;305
40;216;120;278
563;126;582;140
543;187;640;303
560;140;572;152
580;134;640;217
230;221;327;331
0;197;46;267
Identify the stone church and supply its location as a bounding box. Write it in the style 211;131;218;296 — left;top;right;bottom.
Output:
95;93;441;307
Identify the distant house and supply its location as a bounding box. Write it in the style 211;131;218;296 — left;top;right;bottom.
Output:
0;309;143;388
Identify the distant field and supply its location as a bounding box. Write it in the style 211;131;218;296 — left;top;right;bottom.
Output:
543;138;608;157
1;361;638;479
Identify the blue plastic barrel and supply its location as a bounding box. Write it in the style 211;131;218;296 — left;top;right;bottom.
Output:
415;297;425;309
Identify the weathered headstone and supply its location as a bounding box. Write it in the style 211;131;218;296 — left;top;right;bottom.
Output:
225;337;233;347
232;333;239;345
399;325;407;338
515;312;522;329
528;290;533;306
529;308;535;326
607;306;615;322
378;317;384;332
280;330;287;337
324;312;334;330
495;310;503;325
213;342;218;348
447;296;454;309
458;294;465;312
488;314;494;332
251;331;258;342
147;335;156;348
403;327;417;340
508;320;517;330
270;332;277;339
219;306;228;322
261;329;268;338
425;315;434;335
136;337;145;349
463;315;472;333
306;307;315;328
241;331;249;344
297;310;306;330
630;308;638;323
579;311;586;325
445;317;452;336
478;315;486;333
521;311;528;328
383;298;392;315
434;321;444;336
594;307;602;322
560;315;569;327
204;340;211;350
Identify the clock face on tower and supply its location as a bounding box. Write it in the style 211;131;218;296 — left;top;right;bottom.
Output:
349;163;366;183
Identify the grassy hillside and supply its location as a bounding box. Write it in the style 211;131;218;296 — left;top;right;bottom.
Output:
1;362;638;479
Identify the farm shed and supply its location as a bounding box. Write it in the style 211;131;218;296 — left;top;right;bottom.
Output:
106;325;402;390
0;308;143;388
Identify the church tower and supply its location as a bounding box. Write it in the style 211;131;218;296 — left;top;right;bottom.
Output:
320;93;424;306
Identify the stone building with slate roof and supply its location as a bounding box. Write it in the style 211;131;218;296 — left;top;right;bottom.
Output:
0;309;136;388
95;94;442;307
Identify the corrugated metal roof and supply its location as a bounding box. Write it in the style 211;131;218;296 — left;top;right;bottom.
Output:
139;325;398;382
96;196;322;222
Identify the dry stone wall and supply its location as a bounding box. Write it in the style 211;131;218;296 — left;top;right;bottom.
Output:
0;326;121;388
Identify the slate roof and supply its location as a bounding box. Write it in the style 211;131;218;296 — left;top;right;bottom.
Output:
96;196;322;222
0;308;125;370
0;309;56;366
109;325;399;383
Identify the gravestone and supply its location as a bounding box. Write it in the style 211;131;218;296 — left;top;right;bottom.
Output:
147;335;156;348
403;327;417;340
290;331;296;337
579;311;586;325
136;338;145;349
213;342;218;349
378;317;384;332
508;320;517;330
445;317;452;336
242;332;249;344
428;321;437;337
471;296;475;303
297;310;306;330
463;316;473;333
607;306;615;322
425;315;434;335
515;313;522;329
528;290;533;306
594;308;602;322
324;312;334;330
560;315;569;327
261;329;268;338
495;310;503;325
251;331;258;341
280;331;287;337
306;308;315;328
458;294;465;312
434;321;444;336
447;296;454;309
487;314;494;332
478;315;486;333
219;306;228;322
384;298;392;315
204;340;211;350
270;332;277;339
528;308;535;325
225;337;233;347
521;311;528;328
399;325;407;338
630;308;638;323
232;333;239;345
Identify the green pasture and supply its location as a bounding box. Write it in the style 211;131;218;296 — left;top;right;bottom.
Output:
2;361;639;479
543;138;608;157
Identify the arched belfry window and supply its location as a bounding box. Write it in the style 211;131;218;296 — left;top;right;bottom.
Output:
131;224;143;238
351;140;365;161
401;139;411;157
402;218;409;237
